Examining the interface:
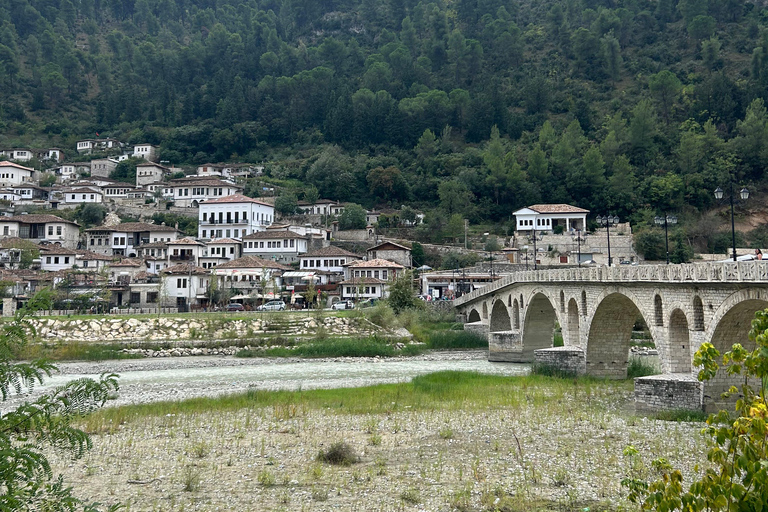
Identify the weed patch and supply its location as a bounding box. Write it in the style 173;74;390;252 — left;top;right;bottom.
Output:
627;356;661;378
317;442;358;466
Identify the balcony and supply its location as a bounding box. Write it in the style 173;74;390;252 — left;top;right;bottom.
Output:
200;219;248;225
170;254;195;261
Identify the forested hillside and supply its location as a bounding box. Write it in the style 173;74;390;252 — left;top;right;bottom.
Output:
2;0;768;250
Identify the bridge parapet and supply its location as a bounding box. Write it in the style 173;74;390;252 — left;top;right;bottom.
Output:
454;261;768;307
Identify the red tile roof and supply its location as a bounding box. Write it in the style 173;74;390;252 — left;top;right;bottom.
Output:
243;230;304;240
201;193;272;206
527;204;590;214
215;255;291;270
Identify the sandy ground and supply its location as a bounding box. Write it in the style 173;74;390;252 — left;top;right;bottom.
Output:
46;367;706;512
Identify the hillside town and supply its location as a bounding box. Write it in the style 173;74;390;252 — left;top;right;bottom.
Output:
0;138;641;315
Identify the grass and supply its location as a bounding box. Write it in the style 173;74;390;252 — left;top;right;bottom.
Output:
423;330;488;349
627;356;661;378
317;442;359;465
235;336;425;358
14;342;144;361
83;371;630;430
653;409;708;422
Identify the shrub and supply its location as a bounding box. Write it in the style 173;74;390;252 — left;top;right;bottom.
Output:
317;442;358;465
626;356;660;378
425;330;488;349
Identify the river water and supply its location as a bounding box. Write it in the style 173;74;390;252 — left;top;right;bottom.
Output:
5;351;530;409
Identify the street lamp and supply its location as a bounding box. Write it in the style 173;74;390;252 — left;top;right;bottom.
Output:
575;229;582;267
654;214;678;264
597;215;620;266
714;184;749;262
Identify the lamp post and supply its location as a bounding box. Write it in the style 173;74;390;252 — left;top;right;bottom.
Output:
597;215;619;266
532;226;538;270
575;229;582;267
654;214;678;264
715;184;749;262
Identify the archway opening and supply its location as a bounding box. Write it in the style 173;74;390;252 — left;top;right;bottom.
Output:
521;293;557;360
467;309;481;323
587;293;651;379
560;290;565;313
668;308;691;373
567;298;580;346
693;296;704;331
490;300;511;332
705;298;767;412
512;299;520;329
581;290;587;316
482;302;488;319
654;295;663;326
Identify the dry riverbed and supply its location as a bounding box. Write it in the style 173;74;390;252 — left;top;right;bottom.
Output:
47;359;706;512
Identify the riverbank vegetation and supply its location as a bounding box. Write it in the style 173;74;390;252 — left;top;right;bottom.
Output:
65;371;706;511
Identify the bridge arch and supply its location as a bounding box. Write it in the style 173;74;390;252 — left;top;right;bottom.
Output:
522;291;560;360
567;298;580;347
668;308;691;373
703;288;768;411
490;300;511;332
467;309;481;323
587;290;653;379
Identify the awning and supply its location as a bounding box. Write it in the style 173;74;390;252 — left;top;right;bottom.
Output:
283;271;316;278
230;294;253;300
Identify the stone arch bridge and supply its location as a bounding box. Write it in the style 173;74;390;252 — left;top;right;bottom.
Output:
453;262;768;412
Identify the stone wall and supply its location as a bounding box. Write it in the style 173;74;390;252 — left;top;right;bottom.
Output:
33;314;375;344
634;374;703;412
534;347;586;375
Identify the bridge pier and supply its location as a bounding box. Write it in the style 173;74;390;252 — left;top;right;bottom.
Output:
634;374;703;412
464;322;489;341
488;331;526;362
534;347;586;375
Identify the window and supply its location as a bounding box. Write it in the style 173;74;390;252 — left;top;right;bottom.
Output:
64;257;70;264
371;287;376;293
83;261;89;268
48;226;53;235
130;292;141;303
374;271;379;278
382;270;388;280
177;278;188;288
365;287;370;294
234;229;238;237
147;292;158;303
57;226;62;235
202;230;207;238
290;239;294;248
303;260;308;268
260;242;264;248
46;257;51;264
54;257;59;264
97;239;102;245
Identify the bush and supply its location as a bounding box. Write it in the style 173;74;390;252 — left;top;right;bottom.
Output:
366;303;398;329
317;442;358;465
425;330;488;349
626;356;660;378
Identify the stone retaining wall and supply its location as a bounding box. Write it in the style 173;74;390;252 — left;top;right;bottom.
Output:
33;314;374;344
634;374;703;412
534;347;586;375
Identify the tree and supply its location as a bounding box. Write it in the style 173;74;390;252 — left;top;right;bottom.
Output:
303;186;320;205
0;291;120;511
367;166;408;202
411;242;425;267
274;193;299;216
74;203;107;228
387;271;422;314
438;180;474;215
624;307;768;510
39;173;57;187
669;230;693;263
648;70;681;125
338;203;367;230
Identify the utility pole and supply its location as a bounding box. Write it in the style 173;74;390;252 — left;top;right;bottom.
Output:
464;219;468;249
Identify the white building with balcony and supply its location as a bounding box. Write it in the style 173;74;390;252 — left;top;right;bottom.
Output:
198;193;274;240
241;230;308;264
162;178;242;207
0;161;34;186
513;204;589;233
0;214;80;248
86;222;180;257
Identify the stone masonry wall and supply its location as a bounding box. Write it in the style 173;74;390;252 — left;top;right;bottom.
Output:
33;315;375;344
634;374;703;412
534;347;586;375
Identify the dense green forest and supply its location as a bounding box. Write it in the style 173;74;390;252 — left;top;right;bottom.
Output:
3;0;768;252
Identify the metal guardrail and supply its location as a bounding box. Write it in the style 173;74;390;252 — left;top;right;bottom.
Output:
454;261;768;306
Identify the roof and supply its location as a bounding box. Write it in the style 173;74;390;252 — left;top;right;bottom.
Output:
243;230;304;240
39;246;79;255
86;222;178;233
167;237;204;246
161;263;208;275
525;204;590;214
0;161;34;172
167;178;237;188
67;187;103;194
208;238;242;245
136;162;169;170
200;193;272;207
367;241;411;252
109;258;144;267
137;241;169;249
301;246;362;258
349;258;405;269
1;214;78;226
77;250;114;261
215;256;291;270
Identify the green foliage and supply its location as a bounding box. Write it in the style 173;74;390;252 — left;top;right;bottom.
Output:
338;203;367;230
39;172;57;186
441;252;481;269
387;271;422;314
0;291;120;511
623;307;768;510
150;213;197;236
110;157;143;183
424;330;488;350
73;203;107;229
274;193;299;216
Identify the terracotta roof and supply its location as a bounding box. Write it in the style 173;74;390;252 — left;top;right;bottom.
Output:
86;222;178;233
168;178;240;188
348;258;405;269
368;241;411;251
215;256;291;270
0;161;34;172
39;246;79;255
0;237;39;249
201;193;272;206
242;230;304;240
167;237;204;246
1;214;78;226
208;238;242;245
301;246;362;258
137;242;168;249
77;250;114;261
110;258;144;267
161;263;208;275
527;204;590;214
136;162;168;169
67;187;103;194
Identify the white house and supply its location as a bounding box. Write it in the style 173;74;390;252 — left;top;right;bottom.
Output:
75;251;113;271
196;163;225;177
1;149;33;162
62;187;103;206
513;204;589;233
86;222;180;256
76;138;122;154
101;182;137;200
161;177;241;207
198;193;275;240
0;214;80;248
57;163;90;182
299;246;362;274
0;189;21;202
200;238;242;269
167;238;205;266
339;258;405;301
160;263;209;310
136;162;170;186
212;256;290;299
366;241;412;268
133;144;158;162
40;246;79;272
241;230;308;263
0;161;34;186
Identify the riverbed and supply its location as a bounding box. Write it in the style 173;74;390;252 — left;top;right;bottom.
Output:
6;350;530;409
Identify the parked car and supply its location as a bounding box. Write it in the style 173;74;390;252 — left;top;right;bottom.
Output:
257;300;286;311
226;303;245;312
331;300;353;310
